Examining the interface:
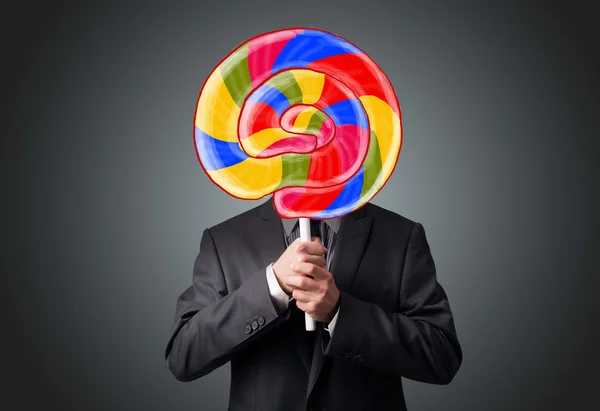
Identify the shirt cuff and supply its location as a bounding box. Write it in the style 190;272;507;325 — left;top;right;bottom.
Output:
323;306;340;336
266;263;292;313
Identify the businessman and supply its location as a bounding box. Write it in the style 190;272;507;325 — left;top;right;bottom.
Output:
165;199;462;411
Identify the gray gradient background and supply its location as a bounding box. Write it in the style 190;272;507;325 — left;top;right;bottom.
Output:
3;0;598;410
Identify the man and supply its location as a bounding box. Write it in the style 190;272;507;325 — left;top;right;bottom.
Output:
165;199;462;411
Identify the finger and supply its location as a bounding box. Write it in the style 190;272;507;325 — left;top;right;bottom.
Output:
285;274;320;292
296;253;326;268
292;261;332;281
291;288;317;302
290;261;327;279
296;240;327;256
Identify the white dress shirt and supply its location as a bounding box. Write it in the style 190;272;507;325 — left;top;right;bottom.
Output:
265;218;340;335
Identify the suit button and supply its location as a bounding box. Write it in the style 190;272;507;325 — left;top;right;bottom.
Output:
251;320;259;330
342;350;350;358
244;324;252;334
257;316;265;326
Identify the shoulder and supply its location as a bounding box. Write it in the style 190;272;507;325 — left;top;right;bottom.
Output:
365;202;418;229
363;203;428;247
205;201;265;238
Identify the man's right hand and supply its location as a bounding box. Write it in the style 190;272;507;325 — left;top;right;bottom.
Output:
272;237;327;295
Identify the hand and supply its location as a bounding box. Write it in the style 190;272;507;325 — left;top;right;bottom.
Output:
272;237;327;295
285;262;340;323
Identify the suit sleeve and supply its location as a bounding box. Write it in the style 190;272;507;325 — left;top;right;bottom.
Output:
165;228;292;382
322;222;462;384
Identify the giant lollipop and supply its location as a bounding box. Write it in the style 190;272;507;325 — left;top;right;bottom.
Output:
194;28;402;331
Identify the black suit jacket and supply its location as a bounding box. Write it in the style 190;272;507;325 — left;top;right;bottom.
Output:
165;200;462;411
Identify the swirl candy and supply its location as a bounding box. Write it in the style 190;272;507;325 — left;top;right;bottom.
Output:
194;28;402;219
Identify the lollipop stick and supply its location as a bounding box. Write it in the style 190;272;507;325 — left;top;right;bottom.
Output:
299;218;316;331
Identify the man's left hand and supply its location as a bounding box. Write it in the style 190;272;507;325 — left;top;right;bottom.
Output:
285;261;340;323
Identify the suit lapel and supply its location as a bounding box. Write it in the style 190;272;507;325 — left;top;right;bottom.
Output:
258;199;312;375
327;206;373;293
306;205;374;399
258;199;286;270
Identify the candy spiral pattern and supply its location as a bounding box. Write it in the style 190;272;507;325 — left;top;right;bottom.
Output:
194;28;402;218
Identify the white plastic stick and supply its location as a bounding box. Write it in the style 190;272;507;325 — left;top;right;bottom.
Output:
299;217;316;331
